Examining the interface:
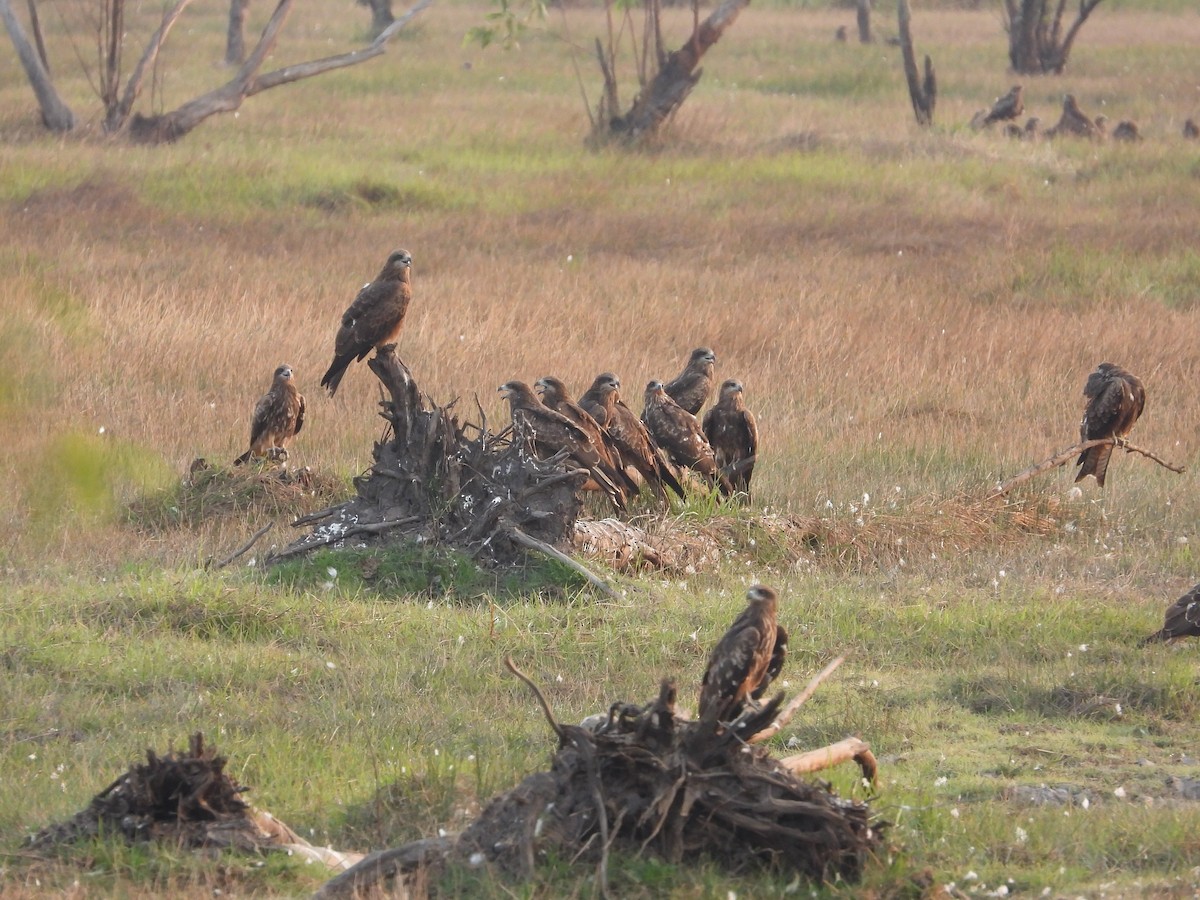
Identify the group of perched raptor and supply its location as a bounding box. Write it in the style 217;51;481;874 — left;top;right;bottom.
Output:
233;249;760;509
972;84;1199;142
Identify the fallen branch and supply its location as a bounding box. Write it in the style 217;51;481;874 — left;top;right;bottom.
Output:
312;836;455;899
211;522;273;570
748;656;845;745
266;515;423;562
505;655;565;741
506;525;619;598
780;737;877;785
989;438;1185;500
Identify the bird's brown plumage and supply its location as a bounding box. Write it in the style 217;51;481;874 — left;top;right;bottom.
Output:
536;376;639;502
664;347;717;415
699;585;780;722
1185;119;1200;140
1112;120;1142;142
321;249;413;396
1075;362;1145;488
1046;94;1102;140
702;379;759;498
234;365;305;465
500;380;627;511
983;84;1024;125
579;373;685;501
1141;582;1200;645
642;380;732;495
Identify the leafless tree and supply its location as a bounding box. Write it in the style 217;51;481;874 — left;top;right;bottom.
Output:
897;0;935;126
1003;0;1103;74
856;0;872;44
2;0;433;142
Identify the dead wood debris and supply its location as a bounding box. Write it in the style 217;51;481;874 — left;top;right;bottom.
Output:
29;733;360;870
316;664;881;899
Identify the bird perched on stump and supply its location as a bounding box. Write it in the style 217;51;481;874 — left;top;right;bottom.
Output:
1075;362;1145;488
699;585;782;723
643;380;733;495
499;380;628;511
321;249;413;396
579;373;685;501
1141;583;1200;645
536;375;639;502
234;365;305;465
703;379;759;499
664;347;717;415
982;84;1024;126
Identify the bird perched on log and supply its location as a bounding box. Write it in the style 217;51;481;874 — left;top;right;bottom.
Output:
579;373;685;501
1141;582;1200;645
643;380;733;495
664;347;717;415
1045;94;1102;140
535;375;640;501
982;84;1024;126
234;364;305;465
499;380;628;511
699;585;782;723
703;379;759;499
1075;362;1145;487
321;249;413;397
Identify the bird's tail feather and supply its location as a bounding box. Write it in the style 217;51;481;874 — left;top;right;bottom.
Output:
233;449;252;466
1075;445;1112;487
1139;629;1168;647
320;354;355;397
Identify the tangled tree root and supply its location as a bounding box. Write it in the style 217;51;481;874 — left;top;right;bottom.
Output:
316;666;881;898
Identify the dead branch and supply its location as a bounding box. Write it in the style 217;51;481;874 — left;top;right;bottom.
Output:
106;0;193;132
507;525;619;598
748;656;845;745
780;737;877;785
312;837;455;899
211;522;273;569
267;515;423;562
897;0;934;126
505;655;565;741
988;437;1185;500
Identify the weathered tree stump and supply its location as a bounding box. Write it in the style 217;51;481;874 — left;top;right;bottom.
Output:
272;347;585;566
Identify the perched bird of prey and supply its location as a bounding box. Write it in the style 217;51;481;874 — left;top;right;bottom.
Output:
579;373;685;501
320;249;413;397
698;585;781;722
702;379;759;498
499;380;627;510
234;364;305;466
983;85;1024;126
664;347;717;415
536;375;639;502
642;380;732;495
1075;363;1145;488
1045;94;1102;139
1185;119;1200;139
1141;582;1200;645
1023;116;1041;139
1112;120;1142;142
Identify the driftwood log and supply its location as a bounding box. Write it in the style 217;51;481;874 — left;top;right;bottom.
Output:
272;347;594;570
988;437;1184;500
316;659;880;899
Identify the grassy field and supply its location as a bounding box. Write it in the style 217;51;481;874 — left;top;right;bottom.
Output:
3;0;1200;896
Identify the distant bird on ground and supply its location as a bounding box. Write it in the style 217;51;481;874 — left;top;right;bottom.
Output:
535;375;639;502
698;585;781;722
1023;116;1041;139
835;25;848;42
1141;582;1200;645
1112;120;1142;142
320;249;413;396
703;379;759;499
642;380;732;495
1075;363;1146;488
1184;119;1200;139
983;85;1024;126
664;347;717;415
579;373;684;501
499;380;627;510
1093;114;1109;138
234;364;305;465
1004;123;1023;139
1045;94;1102;140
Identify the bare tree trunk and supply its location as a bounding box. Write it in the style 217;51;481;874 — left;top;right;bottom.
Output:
226;0;250;64
24;0;48;72
1007;0;1103;74
608;0;750;142
897;0;935;126
360;0;395;37
0;0;75;131
106;0;193;133
855;0;871;44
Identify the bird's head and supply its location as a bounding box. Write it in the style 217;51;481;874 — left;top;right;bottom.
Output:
645;379;666;399
274;365;294;381
384;249;413;276
746;584;777;607
720;379;744;398
498;380;532;403
690;347;717;367
590;372;621;398
535;376;566;403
